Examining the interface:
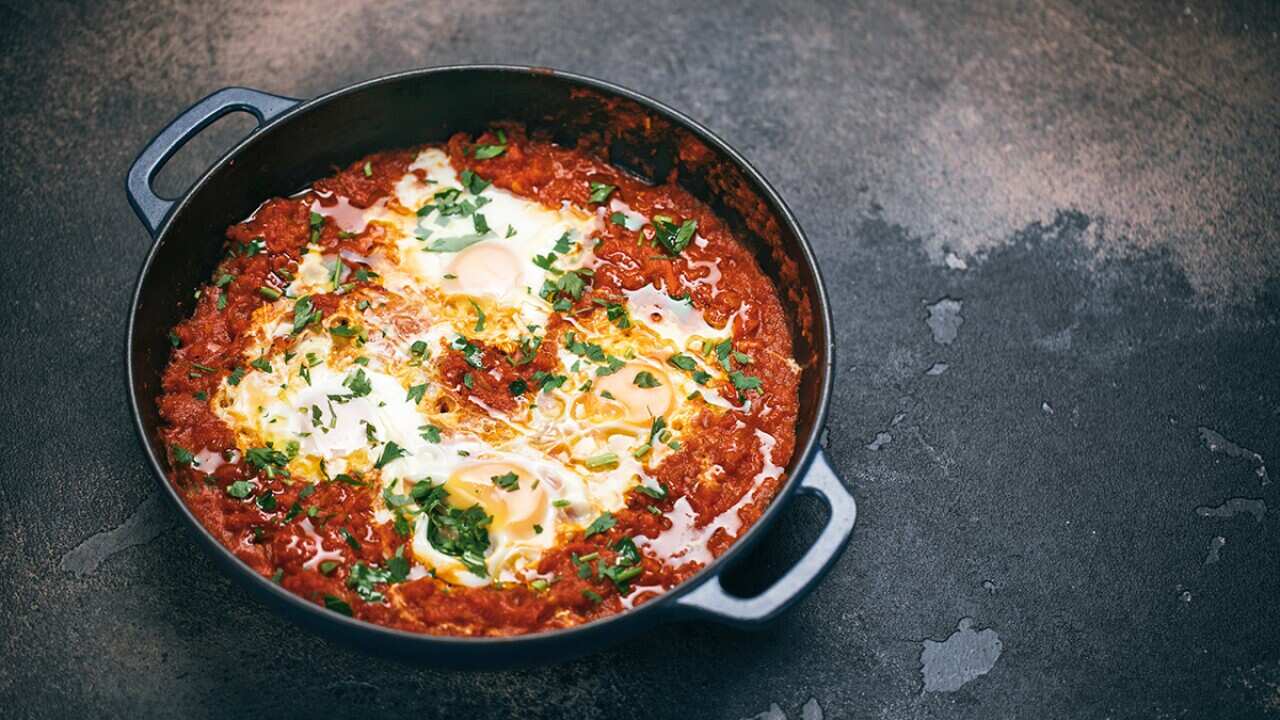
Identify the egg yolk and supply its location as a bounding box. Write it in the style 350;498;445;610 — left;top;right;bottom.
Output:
444;242;522;297
592;362;675;424
445;461;547;540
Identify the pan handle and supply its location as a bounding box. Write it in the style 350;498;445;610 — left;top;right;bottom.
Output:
672;448;856;627
125;87;299;237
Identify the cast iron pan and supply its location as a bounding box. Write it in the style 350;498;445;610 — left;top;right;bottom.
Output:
125;65;855;668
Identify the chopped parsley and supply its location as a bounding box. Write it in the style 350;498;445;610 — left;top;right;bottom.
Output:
491;471;519;492
588;182;616;203
291;295;322;335
415;480;493;577
339;527;362;551
652;216;697;256
594;298;631;329
225;480;253;499
420;425;442;443
375;441;408;469
668;354;698;371
531;371;567;392
347;554;409;603
406;383;427;404
245;445;290;478
328;320;363;339
595;356;625;377
632;370;661;388
730;370;763;394
508;379;528;396
451;336;485;368
460;169;490;195
583;512;617;538
601;536;644;593
468;299;486;332
171;445;196;467
472;130;508;160
323;595;353;616
326;367;372;404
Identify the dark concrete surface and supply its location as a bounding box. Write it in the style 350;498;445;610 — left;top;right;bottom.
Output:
2;0;1279;717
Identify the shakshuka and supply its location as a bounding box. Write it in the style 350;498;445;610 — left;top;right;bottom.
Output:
159;126;800;635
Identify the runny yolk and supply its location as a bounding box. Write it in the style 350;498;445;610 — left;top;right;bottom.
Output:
445;242;522;297
592;362;675;424
446;461;547;540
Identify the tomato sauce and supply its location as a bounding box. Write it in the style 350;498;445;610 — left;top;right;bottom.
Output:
158;129;799;636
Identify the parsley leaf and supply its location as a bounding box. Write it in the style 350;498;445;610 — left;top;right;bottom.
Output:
633;370;661;388
171;445;196;467
451;336;486;369
588;182;616;203
424;234;488;253
653;216;697;256
226;480;253;499
491;471;519;491
460;169;490;195
406;383;427;404
375;441;408;469
245;446;290;478
419;482;492;577
668;354;698;371
730;371;763;394
584;512;617;538
291;295;322;335
323;595;353;616
472;140;507;160
329;321;363;339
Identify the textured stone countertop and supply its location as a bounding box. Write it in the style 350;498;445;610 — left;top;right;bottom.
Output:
2;1;1278;717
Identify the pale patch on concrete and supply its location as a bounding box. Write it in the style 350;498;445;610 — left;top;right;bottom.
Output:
925;298;963;345
60;493;176;577
1195;498;1266;522
1204;535;1227;565
920;617;1003;693
1199;427;1269;484
738;699;823;720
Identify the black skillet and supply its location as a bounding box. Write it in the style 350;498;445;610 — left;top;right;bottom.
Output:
125;66;855;667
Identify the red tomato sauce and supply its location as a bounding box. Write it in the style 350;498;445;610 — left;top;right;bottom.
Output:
158;129;798;636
